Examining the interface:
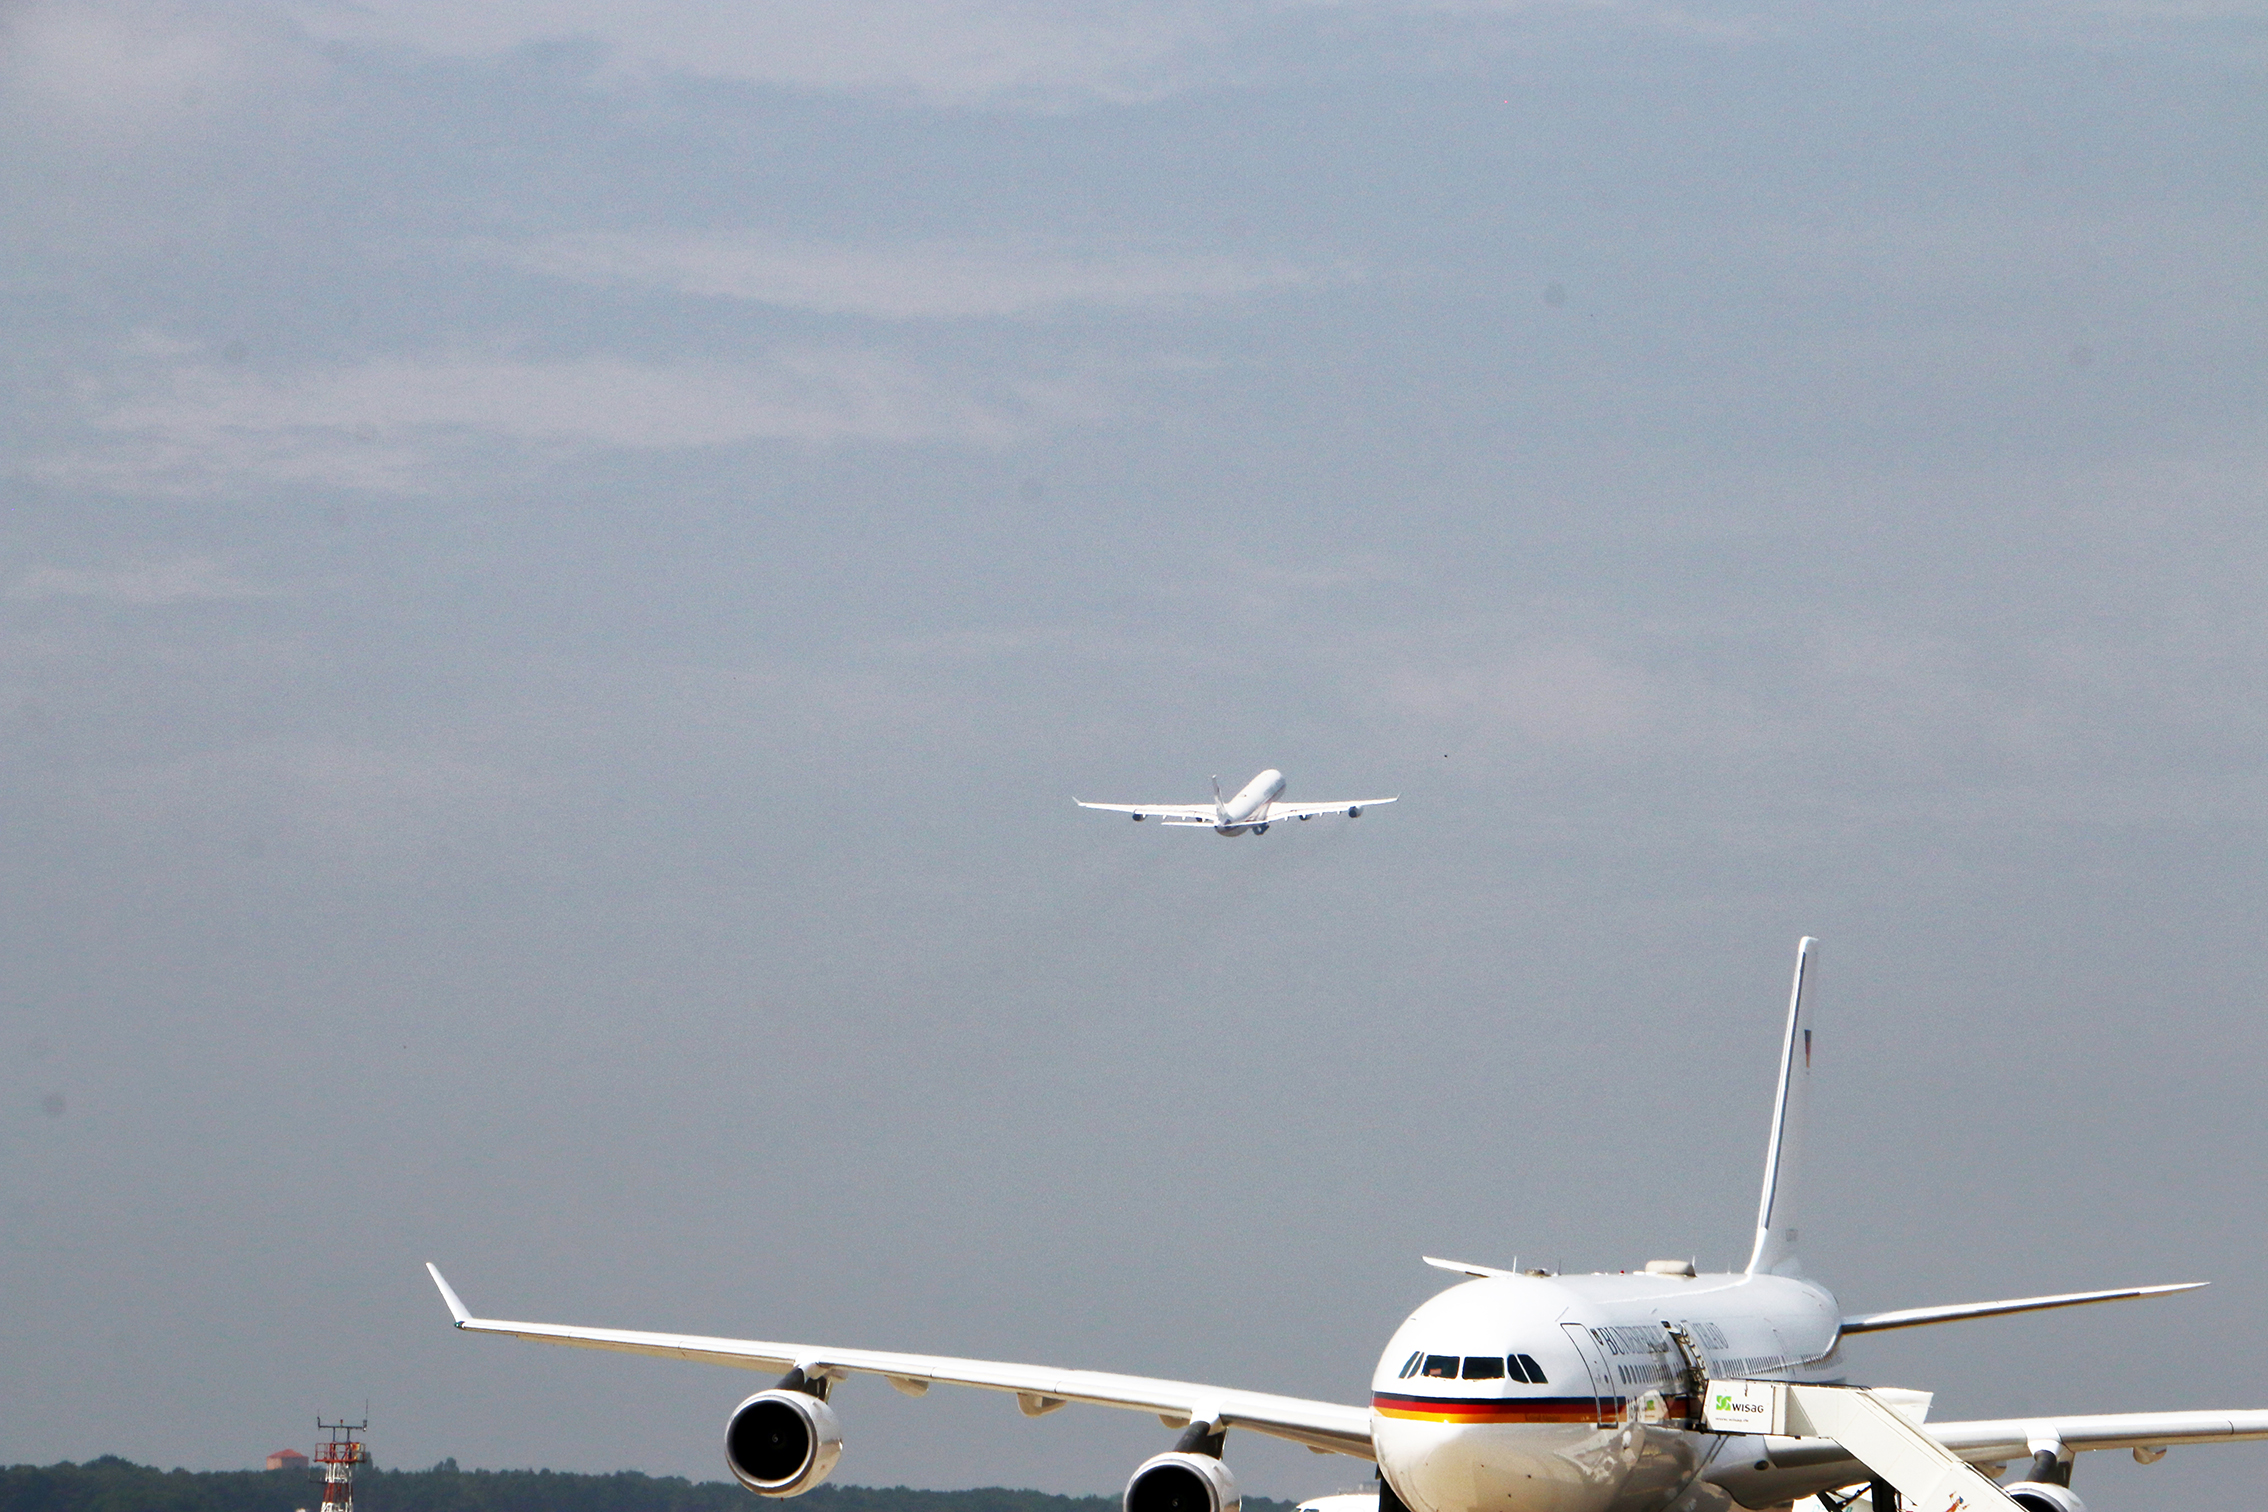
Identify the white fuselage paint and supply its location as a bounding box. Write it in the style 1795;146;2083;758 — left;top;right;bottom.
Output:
1215;769;1287;833
1368;1271;1849;1512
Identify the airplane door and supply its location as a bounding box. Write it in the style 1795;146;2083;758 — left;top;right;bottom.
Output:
1559;1323;1619;1428
1662;1322;1711;1427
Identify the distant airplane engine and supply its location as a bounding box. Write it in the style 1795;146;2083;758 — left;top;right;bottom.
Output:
2002;1484;2085;1512
1123;1451;1240;1512
724;1389;844;1497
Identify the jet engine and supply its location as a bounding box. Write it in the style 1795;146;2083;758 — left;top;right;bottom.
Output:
725;1389;844;1497
2002;1485;2085;1512
1123;1452;1240;1512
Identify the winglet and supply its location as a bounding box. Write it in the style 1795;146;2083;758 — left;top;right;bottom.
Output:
426;1262;473;1327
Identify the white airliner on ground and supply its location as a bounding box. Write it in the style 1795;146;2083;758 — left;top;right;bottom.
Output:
426;938;2268;1512
1075;769;1397;834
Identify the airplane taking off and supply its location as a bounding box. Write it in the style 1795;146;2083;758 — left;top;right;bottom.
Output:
426;938;2266;1512
1075;769;1397;834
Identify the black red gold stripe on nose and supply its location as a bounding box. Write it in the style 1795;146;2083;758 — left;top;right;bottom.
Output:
1371;1392;1690;1424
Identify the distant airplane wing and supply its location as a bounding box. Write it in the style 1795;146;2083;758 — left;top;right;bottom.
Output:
1838;1282;2205;1334
1263;797;1398;821
424;1265;1373;1459
1073;801;1219;820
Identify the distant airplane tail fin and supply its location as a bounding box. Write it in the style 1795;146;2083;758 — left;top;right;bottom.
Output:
1745;937;1819;1277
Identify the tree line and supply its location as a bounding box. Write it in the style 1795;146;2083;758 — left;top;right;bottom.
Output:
0;1460;1299;1512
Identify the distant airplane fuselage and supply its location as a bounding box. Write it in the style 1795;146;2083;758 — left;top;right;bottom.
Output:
1213;769;1285;833
1075;769;1397;835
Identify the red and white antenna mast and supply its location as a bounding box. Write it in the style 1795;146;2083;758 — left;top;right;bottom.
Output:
312;1419;370;1512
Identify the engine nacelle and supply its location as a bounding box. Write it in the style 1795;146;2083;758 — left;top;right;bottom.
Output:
1123;1452;1240;1512
2003;1484;2085;1512
725;1389;844;1498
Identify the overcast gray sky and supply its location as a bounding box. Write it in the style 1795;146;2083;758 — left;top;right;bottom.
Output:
2;1;2264;1508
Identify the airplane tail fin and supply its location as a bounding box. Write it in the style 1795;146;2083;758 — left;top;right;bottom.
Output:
1745;936;1819;1277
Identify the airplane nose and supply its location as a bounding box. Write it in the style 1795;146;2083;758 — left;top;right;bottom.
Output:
1376;1420;1618;1512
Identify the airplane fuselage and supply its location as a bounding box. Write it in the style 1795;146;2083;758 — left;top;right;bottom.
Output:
1371;1271;1848;1512
1215;769;1288;834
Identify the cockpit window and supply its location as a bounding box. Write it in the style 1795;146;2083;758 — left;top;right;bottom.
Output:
1397;1351;1423;1379
1421;1354;1459;1379
1514;1353;1547;1384
1460;1356;1504;1379
1502;1354;1532;1383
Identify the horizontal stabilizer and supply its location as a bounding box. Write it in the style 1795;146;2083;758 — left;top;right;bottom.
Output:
1422;1256;1522;1280
1840;1281;2205;1335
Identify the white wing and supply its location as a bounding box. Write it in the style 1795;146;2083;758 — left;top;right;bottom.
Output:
426;1266;1372;1458
1932;1408;2268;1460
1752;1401;2268;1501
1074;800;1219;820
1262;798;1398;821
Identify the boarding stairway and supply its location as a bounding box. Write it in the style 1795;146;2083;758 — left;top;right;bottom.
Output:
1705;1380;2023;1512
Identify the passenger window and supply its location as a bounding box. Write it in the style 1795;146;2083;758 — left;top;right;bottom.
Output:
1397;1351;1422;1379
1460;1356;1504;1379
1516;1354;1547;1384
1421;1355;1459;1379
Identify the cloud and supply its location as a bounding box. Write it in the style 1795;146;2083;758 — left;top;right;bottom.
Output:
76;739;528;852
88;0;2253;125
487;232;1349;320
292;0;1246;105
33;343;1085;495
1386;639;1660;750
0;0;323;143
10;556;275;605
289;0;1700;107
